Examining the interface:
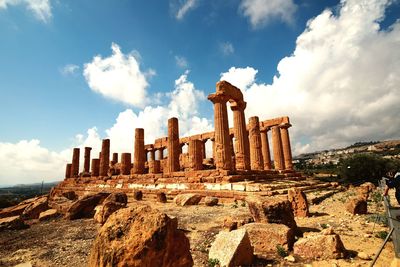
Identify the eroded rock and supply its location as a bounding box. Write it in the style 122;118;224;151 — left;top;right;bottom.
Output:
21;196;48;220
346;198;367;215
208;228;253;267
287;188;309;217
39;209;59;221
174;193;202;206
94;192;128;225
204;196;219;206
65;192;110;220
0;216;28;231
88;205;193;267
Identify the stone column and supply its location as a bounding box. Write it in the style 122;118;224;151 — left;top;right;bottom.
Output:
231;101;250;170
272;126;285;170
149;161;161;173
260;127;272;170
65;163;72;178
230;135;236;170
70;148;80;177
211;138;215;160
280;123;293;170
156;148;164;160
120;153;132;175
208;94;232;170
111;153;118;166
83;147;92;173
249;116;264;170
167;117;180;173
133;128;145;174
99;139;110;176
189;139;203;170
91;159;100;176
150;149;155;161
201;140;207;159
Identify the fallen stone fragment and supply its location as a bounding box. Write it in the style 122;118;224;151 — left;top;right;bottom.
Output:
174;193;202;206
21;196;48;219
156;192;167;203
346;198;367;215
0;216;28;231
246;196;298;232
287;188;309;217
208;228;253;267
357;252;372;260
294;229;346;260
204;196;219;206
65;192;110;220
94;193;128;225
243;222;295;258
88;205;193;267
38;209;59;221
133;190;143;201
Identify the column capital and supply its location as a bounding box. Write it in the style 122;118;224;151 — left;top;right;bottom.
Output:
260;126;271;132
207;93;230;104
230;100;247;111
280;123;292;129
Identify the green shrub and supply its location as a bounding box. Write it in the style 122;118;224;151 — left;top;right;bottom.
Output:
375;230;389;239
367;213;388;226
208;258;220;267
276;245;288;257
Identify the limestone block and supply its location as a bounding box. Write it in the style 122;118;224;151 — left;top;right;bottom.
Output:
174;193;202;206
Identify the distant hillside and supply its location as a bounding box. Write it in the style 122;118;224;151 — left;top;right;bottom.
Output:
294;139;400;166
0;181;60;209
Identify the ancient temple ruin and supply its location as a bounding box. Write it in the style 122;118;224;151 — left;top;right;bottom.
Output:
54;81;302;199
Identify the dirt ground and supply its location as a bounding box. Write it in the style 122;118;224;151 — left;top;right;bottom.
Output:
0;188;396;267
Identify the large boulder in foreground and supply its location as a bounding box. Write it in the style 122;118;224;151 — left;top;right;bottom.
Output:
346;197;367;215
245;196;298;232
242;223;295;258
88;205;193;267
0;216;28;231
287;188;309;217
94;192;128;225
174;193;202;206
294;228;346;260
208;228;253;267
65;192;110;220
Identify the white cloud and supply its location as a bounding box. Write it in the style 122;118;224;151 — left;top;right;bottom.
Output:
60;64;79;76
220;42;234;56
175;55;188;68
222;0;400;155
0;0;52;23
83;43;154;108
239;0;297;28
172;0;198;20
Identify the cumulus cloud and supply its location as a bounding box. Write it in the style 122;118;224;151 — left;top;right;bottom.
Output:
175;55;188;68
0;0;52;22
222;0;400;155
239;0;297;28
219;41;234;56
171;0;198;20
83;43;154;107
60;64;79;76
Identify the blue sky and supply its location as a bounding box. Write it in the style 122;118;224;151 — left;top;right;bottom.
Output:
0;0;399;186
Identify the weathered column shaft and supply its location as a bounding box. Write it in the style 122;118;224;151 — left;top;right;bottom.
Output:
189;139;203;170
167;117;180;173
111;153;118;165
211;138;216;160
70;148;80;177
99;139;110;176
149;160;161;173
208;94;232;170
150;150;155;161
232;103;250;170
260;129;272;170
272;126;285;170
91;159;100;176
201;140;206;159
120;153;132;175
156;148;164;160
65;163;72;179
249;116;264;170
280;124;293;170
133;128;145;174
83;147;92;173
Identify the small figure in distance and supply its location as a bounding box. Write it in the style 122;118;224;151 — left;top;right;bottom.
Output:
384;170;400;205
